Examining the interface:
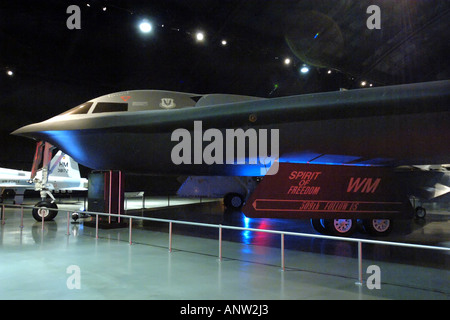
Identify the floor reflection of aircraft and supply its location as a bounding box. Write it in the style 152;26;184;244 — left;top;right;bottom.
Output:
12;80;450;235
0;151;88;221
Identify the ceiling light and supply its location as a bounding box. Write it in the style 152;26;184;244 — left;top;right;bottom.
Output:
221;40;227;46
6;70;13;76
196;32;205;41
139;20;152;33
327;70;332;74
361;81;367;86
300;65;309;74
284;58;291;65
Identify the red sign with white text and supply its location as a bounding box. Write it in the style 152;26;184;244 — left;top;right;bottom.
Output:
243;163;413;219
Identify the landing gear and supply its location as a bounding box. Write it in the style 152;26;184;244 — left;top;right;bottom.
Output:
32;200;58;222
29;141;60;222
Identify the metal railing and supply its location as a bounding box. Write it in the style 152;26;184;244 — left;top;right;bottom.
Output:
1;203;449;285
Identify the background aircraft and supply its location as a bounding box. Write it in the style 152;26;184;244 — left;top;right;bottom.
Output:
0;151;88;220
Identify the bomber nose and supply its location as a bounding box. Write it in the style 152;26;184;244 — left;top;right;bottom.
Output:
11;124;32;137
11;123;45;140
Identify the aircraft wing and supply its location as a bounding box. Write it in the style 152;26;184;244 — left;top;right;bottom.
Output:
57;187;87;191
0;170;33;189
11;80;450;175
0;182;31;188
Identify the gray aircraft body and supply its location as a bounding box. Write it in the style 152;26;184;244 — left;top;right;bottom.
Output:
12;80;450;176
12;80;450;235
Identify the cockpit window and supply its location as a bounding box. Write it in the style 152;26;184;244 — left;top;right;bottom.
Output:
92;102;128;113
59;102;93;116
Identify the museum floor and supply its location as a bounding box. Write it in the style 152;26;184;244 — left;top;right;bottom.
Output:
0;199;448;300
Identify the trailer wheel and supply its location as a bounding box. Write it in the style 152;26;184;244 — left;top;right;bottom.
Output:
310;219;329;235
32;200;58;222
415;207;426;219
324;218;357;236
224;193;244;210
363;219;393;236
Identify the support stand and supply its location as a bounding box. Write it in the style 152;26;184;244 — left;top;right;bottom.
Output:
85;170;127;229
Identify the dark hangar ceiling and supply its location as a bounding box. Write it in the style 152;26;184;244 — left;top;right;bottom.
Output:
0;0;449;169
2;0;449;96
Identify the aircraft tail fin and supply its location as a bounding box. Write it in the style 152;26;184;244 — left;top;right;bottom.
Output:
49;151;81;179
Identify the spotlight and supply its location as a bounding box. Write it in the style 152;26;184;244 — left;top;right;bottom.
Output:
139;20;152;33
6;70;14;76
221;40;227;46
284;58;291;65
196;32;205;41
300;65;309;74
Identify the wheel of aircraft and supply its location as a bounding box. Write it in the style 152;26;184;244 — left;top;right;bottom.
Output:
224;193;245;210
32;200;58;222
362;218;393;236
323;218;357;236
415;206;427;219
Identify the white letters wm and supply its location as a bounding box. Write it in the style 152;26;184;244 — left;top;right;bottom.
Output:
66;265;81;290
66;5;81;30
366;5;381;29
366;265;381;289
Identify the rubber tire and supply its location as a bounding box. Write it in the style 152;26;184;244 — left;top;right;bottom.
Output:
363;219;393;236
415;207;426;219
32;201;58;222
323;218;357;237
310;219;329;235
224;193;244;210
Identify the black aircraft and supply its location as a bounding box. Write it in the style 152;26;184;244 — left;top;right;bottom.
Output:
12;80;450;236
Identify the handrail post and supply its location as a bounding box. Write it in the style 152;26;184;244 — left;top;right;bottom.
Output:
41;207;45;230
129;217;133;245
20;206;24;228
218;225;222;261
281;234;285;271
66;211;71;236
169;221;173;252
95;214;99;239
356;241;363;286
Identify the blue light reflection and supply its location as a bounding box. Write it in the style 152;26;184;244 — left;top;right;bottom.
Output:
242;216;251;245
41;130;89;166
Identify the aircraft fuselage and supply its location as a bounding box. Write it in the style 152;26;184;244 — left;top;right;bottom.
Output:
12;81;450;175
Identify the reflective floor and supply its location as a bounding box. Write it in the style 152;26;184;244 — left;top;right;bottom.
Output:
0;198;448;299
